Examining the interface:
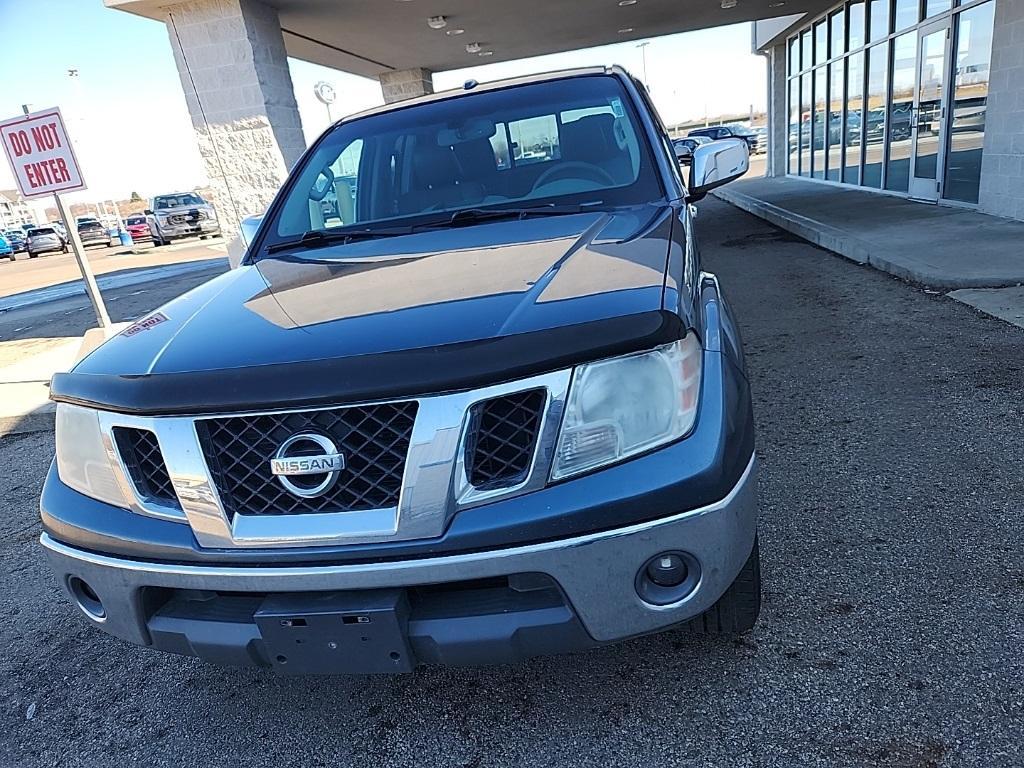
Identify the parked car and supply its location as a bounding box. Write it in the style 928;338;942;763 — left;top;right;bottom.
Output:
672;135;711;165
26;226;68;257
4;229;27;255
689;123;760;153
77;219;109;248
124;215;152;242
0;234;12;261
146;191;221;246
42;66;757;675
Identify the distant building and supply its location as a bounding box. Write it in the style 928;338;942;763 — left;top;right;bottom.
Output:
0;190;37;230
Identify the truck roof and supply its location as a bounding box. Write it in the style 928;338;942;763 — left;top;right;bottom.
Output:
343;65;623;124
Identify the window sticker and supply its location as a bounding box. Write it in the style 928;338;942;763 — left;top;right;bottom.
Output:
610;98;626;118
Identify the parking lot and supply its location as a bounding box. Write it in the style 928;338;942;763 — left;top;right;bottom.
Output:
1;197;1021;767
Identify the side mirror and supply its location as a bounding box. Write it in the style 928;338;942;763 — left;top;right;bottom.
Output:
674;145;693;163
144;209;154;216
238;213;264;248
687;138;749;202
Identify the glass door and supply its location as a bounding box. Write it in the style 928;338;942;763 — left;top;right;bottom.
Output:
908;19;952;201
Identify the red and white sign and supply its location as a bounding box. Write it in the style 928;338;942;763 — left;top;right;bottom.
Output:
0;107;87;199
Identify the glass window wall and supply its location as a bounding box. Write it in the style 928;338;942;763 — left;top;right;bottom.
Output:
813;67;828;178
844;51;864;184
886;32;917;192
862;43;888;188
828;59;845;180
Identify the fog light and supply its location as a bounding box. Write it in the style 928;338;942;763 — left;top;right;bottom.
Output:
636;551;700;606
68;576;106;622
646;553;688;587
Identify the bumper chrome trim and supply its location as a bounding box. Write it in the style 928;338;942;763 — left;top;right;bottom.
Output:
42;454;757;644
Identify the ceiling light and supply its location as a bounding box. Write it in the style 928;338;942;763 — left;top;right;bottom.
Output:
721;0;737;7
478;51;494;57
618;27;634;33
465;42;482;53
427;15;447;29
768;1;785;5
618;0;637;5
446;28;465;35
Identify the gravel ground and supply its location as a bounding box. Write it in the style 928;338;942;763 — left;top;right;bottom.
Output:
1;197;1021;767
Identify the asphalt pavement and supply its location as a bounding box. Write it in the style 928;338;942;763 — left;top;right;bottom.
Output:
1;197;1022;767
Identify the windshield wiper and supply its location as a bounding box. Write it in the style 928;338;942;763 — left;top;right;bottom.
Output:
266;226;414;255
417;202;604;230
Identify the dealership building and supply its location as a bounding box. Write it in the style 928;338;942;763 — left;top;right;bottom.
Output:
107;0;1024;229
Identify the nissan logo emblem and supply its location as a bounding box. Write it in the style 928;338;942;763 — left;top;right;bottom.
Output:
269;433;345;499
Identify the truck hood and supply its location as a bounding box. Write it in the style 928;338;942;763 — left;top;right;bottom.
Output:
57;206;681;413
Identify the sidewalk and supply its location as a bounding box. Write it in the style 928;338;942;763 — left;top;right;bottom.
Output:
714;176;1024;290
0;327;125;437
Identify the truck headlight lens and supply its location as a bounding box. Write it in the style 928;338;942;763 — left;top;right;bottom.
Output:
551;335;702;481
55;404;128;508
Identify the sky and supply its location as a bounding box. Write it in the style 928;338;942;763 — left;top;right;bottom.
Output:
0;0;765;214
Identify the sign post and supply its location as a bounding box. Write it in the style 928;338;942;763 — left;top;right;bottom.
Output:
0;106;110;328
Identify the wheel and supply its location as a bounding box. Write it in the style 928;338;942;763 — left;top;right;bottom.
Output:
687;536;761;634
151;235;164;247
199;235;208;240
29;253;38;258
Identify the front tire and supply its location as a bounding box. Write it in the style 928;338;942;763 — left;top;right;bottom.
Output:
688;536;761;634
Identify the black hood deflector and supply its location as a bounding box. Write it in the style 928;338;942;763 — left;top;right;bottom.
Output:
50;310;684;415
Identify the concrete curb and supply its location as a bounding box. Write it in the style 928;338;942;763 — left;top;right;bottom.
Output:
0;409;55;438
0;258;228;313
713;187;1020;290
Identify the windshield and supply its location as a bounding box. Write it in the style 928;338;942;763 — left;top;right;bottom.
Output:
727;124;755;136
28;228;54;237
155;193;205;209
266;75;661;248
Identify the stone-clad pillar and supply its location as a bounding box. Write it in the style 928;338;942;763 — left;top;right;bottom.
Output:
764;43;788;178
163;0;307;235
379;68;435;104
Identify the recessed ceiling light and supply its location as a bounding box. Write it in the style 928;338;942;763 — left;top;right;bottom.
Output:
446;28;465;35
768;1;785;5
427;15;447;29
478;51;494;57
721;0;737;7
465;42;482;53
618;27;634;33
618;0;637;5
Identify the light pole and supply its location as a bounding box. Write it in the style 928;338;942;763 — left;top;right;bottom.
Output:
636;42;650;91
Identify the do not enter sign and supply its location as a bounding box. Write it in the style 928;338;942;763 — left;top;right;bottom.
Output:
0;107;87;198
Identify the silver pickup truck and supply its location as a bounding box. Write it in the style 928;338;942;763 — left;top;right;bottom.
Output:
146;191;221;246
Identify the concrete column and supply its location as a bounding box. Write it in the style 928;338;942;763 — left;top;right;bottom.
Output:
164;0;307;235
764;43;788;178
379;68;435;104
977;0;1024;221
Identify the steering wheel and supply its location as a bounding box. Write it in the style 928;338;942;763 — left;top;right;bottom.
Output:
531;161;615;192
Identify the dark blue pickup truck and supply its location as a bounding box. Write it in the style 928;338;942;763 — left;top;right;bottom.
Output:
41;66;758;674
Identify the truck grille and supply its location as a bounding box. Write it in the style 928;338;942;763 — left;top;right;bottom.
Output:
196;402;418;517
113;427;180;508
465;389;546;490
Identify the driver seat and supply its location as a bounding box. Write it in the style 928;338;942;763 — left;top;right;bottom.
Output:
559;114;632;184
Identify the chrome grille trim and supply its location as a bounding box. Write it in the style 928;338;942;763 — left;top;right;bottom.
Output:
94;369;572;549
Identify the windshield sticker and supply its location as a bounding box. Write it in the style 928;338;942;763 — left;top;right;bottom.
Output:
122;312;169;337
610;98;625;118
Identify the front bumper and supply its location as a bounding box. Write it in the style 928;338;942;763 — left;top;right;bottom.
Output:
42;454;757;672
157;220;220;239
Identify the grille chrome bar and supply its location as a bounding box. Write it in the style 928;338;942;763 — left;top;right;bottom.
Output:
95;369;571;549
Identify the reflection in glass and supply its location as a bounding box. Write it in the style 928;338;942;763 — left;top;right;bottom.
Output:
813;67;827;178
869;0;890;41
815;21;828;65
844;52;864;184
894;0;918;32
849;0;866;49
925;0;951;18
912;28;948;185
801;72;813;176
863;44;888;188
830;11;845;58
886;32;916;192
802;30;813;69
944;1;995;202
789;78;800;174
827;60;844;180
790;38;799;74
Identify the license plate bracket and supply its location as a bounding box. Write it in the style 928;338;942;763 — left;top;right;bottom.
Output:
255;590;413;674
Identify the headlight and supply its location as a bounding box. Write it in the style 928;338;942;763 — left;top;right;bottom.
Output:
55;404;128;508
551;334;702;481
